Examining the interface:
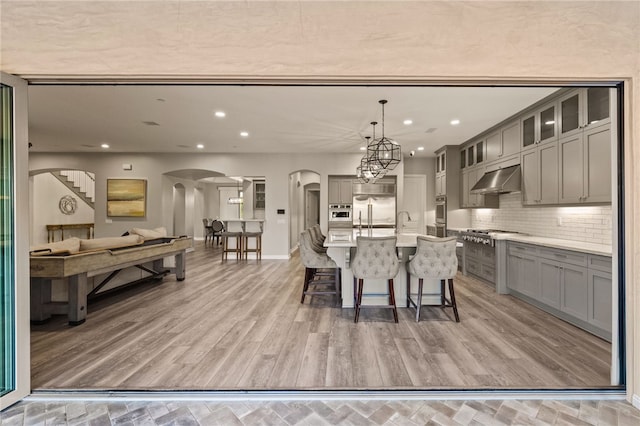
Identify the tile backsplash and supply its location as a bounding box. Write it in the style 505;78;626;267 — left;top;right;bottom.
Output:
471;193;612;246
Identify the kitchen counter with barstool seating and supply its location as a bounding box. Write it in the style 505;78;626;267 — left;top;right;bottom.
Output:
325;229;453;310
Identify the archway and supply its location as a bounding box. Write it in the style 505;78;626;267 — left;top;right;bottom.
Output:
172;183;186;236
288;169;321;252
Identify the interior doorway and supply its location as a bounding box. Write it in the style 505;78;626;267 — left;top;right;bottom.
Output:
172;183;186;236
305;185;320;230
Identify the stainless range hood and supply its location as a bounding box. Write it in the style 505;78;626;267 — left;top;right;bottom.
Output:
471;164;521;194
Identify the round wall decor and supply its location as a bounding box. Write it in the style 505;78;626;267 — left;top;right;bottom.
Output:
59;195;78;215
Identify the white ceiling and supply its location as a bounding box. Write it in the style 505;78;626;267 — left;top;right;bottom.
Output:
28;85;558;157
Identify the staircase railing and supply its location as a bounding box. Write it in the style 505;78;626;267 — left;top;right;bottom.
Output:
51;170;95;209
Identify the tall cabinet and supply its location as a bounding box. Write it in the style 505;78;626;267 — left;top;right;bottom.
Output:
558;88;612;204
433;145;470;229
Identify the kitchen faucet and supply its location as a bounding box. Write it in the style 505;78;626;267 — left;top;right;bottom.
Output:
397;211;412;233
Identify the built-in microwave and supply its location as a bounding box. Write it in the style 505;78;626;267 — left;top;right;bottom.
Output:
329;204;352;222
435;195;446;225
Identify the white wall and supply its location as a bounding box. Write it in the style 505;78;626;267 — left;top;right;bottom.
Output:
30;173;95;245
30;152;394;258
472;193;612;245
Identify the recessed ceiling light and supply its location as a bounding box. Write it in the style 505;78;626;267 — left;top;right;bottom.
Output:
196;144;204;149
101;143;110;149
360;146;366;151
417;146;425;151
450;119;460;126
215;111;226;118
403;119;413;125
240;131;249;137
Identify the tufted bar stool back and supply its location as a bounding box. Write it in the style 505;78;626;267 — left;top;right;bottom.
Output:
351;236;400;323
406;236;459;322
299;230;341;304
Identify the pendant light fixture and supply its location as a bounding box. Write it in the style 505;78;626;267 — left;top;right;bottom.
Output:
367;100;401;171
358;123;387;183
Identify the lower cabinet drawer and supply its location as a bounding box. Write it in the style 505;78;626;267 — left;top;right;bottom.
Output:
466;258;480;276
481;263;495;282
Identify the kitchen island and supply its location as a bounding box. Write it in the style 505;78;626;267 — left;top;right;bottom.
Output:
325;229;447;309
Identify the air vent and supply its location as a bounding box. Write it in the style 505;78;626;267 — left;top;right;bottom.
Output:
142;121;160;126
425;127;437;133
81;144;94;148
177;144;190;148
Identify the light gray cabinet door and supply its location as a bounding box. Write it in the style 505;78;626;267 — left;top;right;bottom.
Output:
328;179;340;204
583;125;611;203
521;149;538;205
539;259;561;308
339;179;353;203
435;173;445;196
507;253;521;291
518;255;539;298
559;134;583;203
588;268;612;333
485;131;501;163
538;141;559;204
501;121;520;158
461;170;469;208
560;264;589;321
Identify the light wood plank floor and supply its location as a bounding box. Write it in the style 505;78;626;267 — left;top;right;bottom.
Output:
31;241;613;390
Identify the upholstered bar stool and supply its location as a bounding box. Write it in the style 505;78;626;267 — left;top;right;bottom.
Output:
242;221;263;260
351;236;400;323
299;230;341;304
220;220;243;261
406;236;459;322
309;224;327;253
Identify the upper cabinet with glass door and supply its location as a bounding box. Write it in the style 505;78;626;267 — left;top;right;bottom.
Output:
559;88;610;139
521;102;558;151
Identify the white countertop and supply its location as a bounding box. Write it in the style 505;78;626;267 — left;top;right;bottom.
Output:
492;233;612;256
325;229;461;248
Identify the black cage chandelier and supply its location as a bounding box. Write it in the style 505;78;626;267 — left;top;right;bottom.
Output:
356;127;386;183
357;100;402;182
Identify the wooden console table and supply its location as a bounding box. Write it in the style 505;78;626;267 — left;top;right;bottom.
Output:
47;223;94;242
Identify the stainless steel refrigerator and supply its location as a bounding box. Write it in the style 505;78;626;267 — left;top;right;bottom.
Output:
352;194;396;228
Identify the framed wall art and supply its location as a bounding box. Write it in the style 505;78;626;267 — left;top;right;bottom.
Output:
107;179;147;217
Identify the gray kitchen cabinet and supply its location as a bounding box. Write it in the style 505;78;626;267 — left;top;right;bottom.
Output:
506;242;538;297
434;145;462;210
506;241;611;341
560;263;589;321
466;242;496;285
461;169;470;208
254;180;266;210
485;121;520;164
521;102;558;152
328;177;353;204
485;131;501;163
501;121;521;159
435;173;446;196
538;259;561;308
559;88;611;139
588;268;612;333
521;141;558;205
559;124;611;204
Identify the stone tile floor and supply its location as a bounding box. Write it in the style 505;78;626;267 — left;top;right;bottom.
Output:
2;398;640;425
